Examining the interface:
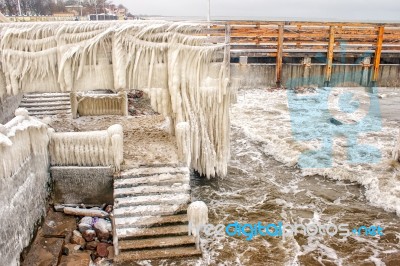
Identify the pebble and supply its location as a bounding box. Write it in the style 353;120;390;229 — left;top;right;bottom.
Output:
71;230;86;247
86;241;98;251
96;243;109;257
107;246;115;259
82;229;96;242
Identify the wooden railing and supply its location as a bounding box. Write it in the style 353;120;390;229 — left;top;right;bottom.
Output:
204;20;400;86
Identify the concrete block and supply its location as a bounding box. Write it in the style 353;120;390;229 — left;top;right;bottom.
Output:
51;166;114;205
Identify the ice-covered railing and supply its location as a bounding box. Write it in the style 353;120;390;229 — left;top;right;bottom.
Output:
0;108;49;179
48;124;124;171
0;21;233;178
0;108;50;265
70;91;128;118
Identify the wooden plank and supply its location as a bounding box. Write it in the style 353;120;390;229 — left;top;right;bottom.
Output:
372;26;385;83
114;246;201;263
276;24;284;87
119;236;196;250
325;26;335;85
203;21;400;60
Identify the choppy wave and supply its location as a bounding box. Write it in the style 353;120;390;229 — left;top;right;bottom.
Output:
231;88;400;216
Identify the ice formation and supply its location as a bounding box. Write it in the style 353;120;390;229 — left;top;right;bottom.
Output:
71;91;128;118
0;109;50;265
0;21;232;178
48;124;124;171
187;201;208;249
394;129;400;163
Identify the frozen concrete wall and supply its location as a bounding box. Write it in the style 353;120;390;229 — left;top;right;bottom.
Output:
51;166;114;205
0;113;50;266
231;63;400;88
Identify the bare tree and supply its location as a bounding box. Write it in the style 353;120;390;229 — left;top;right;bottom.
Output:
1;0;18;15
0;0;125;16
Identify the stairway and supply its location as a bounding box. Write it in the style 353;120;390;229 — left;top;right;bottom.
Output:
113;166;202;264
19;92;71;117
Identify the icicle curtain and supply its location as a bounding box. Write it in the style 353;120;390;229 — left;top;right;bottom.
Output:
71;91;128;118
48;124;124;171
0;21;233;178
0;108;49;180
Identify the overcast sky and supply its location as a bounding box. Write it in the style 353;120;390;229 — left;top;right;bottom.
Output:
118;0;400;22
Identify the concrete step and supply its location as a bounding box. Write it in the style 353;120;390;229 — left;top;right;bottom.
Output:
115;193;190;208
21;105;71;112
117;224;188;240
114;203;188;218
22;97;70;103
27;109;72;116
23;93;70;98
115;214;188;229
119;235;196;251
20;102;71;108
114;173;189;188
112;165;200;262
119;167;189;178
114;184;190;198
114;247;201;263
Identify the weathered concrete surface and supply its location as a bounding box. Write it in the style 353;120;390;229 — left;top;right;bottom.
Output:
0;93;23;123
51;166;114;205
59;252;92;266
230;63;400;89
0;156;50;265
42;209;77;238
21;229;64;266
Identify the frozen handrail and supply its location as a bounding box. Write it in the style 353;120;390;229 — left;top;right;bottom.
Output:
70;91;128;118
48;124;124;171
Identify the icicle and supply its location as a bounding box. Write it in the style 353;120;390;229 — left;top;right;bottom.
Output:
393;129;400;163
176;122;191;166
187;201;208;250
47;124;123;170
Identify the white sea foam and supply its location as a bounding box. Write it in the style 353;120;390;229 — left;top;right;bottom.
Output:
231;88;400;216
